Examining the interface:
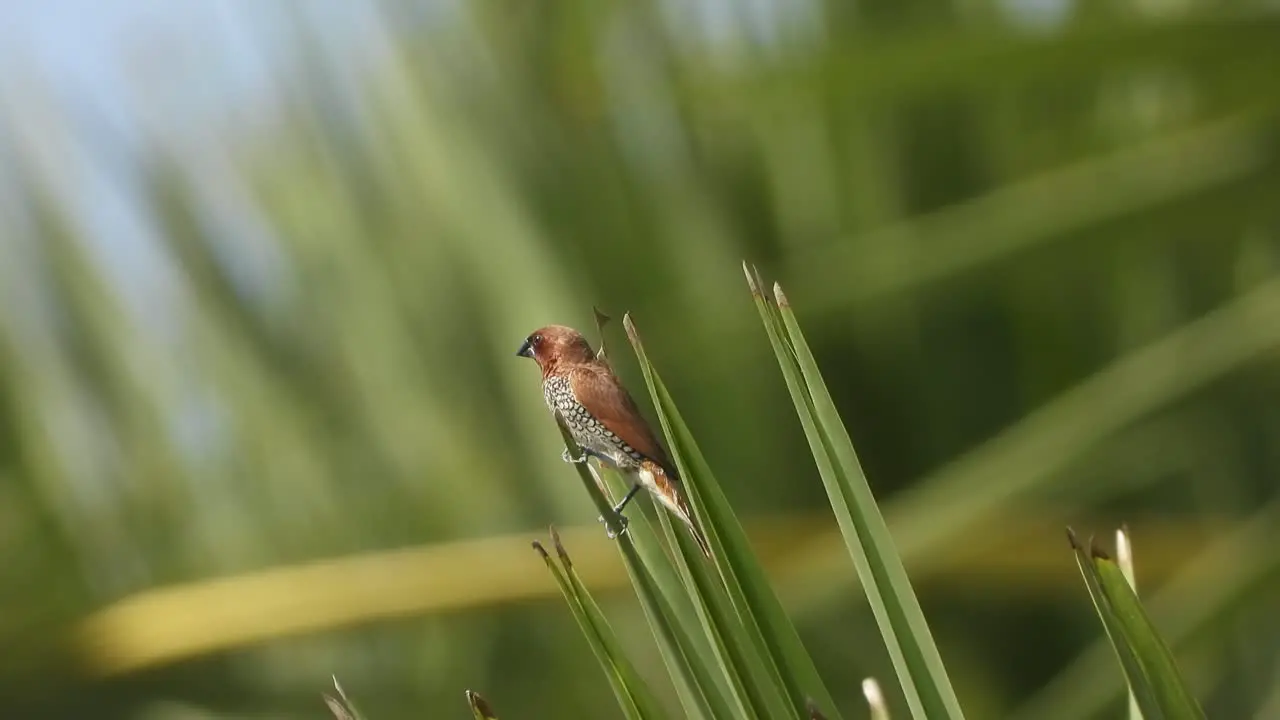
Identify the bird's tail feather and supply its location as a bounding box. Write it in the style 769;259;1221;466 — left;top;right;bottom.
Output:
640;462;712;558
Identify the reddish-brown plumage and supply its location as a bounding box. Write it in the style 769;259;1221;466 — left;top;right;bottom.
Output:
518;324;711;557
520;325;596;378
565;358;673;471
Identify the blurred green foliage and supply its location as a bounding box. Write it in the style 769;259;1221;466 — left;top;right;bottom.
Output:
2;0;1280;718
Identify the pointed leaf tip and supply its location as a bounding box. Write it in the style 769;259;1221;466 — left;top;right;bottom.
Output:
774;282;789;307
1116;525;1137;594
862;678;889;720
1065;526;1082;549
1089;535;1111;561
1116;527;1133;564
531;540;549;559
550;525;573;568
466;690;497;718
622;313;640;344
743;261;761;296
323;676;359;720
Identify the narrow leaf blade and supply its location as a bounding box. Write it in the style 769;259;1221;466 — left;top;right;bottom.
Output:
625;312;842;719
554;430;746;718
757;269;964;719
1069;530;1207;720
533;537;657;719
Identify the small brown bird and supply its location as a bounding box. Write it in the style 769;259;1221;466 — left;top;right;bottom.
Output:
517;324;711;557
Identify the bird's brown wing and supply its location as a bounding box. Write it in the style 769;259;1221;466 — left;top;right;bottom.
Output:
569;364;674;471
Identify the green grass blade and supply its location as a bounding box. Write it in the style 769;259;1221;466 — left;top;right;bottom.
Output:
592;467;744;720
748;266;964;719
555;533;671;720
1094;561;1203;719
1067;530;1207;720
615;543;726;720
552;437;739;720
1013;504;1280;720
624;314;842;720
684;552;782;719
323;676;366;720
533;534;664;719
622;321;798;720
1117;528;1144;720
750;275;938;717
1066;531;1163;716
652;501;777;720
554;423;630;540
621;321;791;720
602;446;779;720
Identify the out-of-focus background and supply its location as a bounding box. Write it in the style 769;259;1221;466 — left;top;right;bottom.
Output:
2;1;1279;718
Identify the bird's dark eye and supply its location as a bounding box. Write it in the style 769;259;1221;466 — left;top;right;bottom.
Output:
532;334;544;346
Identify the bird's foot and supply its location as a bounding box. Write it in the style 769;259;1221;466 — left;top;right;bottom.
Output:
561;448;588;464
599;510;630;539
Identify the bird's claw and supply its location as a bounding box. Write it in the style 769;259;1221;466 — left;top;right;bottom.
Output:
599;511;630;539
561;448;588;464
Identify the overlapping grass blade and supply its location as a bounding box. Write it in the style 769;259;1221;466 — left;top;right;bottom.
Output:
532;531;664;719
1116;528;1143;720
591;468;737;720
613;543;727;720
586;307;743;719
613;325;792;720
323;676;366;720
1067;530;1206;720
653;502;781;720
623;316;804;719
745;264;963;720
1090;552;1202;720
1013;503;1280;720
1065;531;1159;715
583;436;781;720
624;314;842;719
553;428;739;720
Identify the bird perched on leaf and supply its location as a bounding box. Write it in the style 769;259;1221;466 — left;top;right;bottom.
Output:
517;324;711;557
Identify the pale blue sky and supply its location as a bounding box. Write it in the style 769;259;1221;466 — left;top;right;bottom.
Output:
0;2;407;494
0;0;1074;485
0;0;1069;326
0;2;396;333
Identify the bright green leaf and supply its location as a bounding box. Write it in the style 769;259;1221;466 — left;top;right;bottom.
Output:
1067;530;1207;720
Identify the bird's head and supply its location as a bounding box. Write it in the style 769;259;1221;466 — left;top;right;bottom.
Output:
517;325;595;372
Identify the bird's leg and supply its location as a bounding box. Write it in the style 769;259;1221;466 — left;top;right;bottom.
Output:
561;448;588;464
612;483;643;515
602;511;629;539
599;484;642;539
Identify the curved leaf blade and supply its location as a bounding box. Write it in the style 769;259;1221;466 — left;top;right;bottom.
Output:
533;533;665;720
1067;530;1207;720
747;265;964;720
624;313;841;720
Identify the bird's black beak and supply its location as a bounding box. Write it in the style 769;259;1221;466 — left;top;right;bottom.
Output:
516;339;533;358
